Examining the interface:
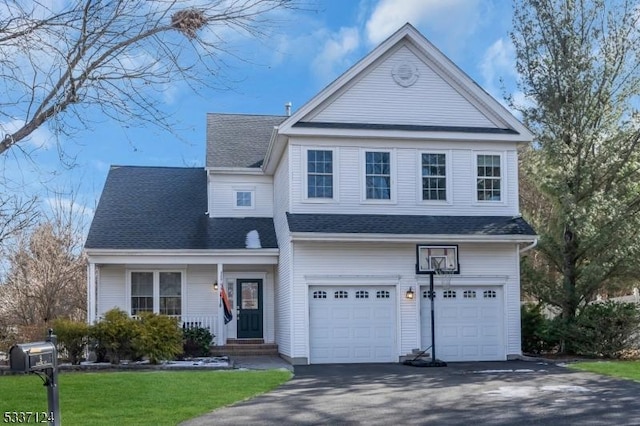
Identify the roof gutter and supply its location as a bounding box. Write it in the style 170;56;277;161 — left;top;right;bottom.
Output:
289;232;538;244
519;238;538;254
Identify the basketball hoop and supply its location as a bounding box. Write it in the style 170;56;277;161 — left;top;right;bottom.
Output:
435;267;455;290
432;257;455;290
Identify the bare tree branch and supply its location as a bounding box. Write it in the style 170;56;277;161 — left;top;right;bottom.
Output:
0;0;299;155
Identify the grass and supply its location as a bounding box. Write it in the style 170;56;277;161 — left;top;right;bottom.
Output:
0;369;292;425
570;360;640;381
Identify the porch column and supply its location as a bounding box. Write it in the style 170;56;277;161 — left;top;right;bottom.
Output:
216;263;224;346
87;262;96;323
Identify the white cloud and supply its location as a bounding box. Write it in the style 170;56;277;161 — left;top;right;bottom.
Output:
480;38;516;87
365;0;481;46
311;27;360;82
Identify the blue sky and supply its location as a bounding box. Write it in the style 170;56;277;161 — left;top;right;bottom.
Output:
2;0;520;221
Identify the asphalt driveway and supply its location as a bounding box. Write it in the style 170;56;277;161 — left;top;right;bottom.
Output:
181;361;640;425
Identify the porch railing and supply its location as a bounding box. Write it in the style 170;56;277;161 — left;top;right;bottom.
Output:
131;314;217;341
178;315;217;338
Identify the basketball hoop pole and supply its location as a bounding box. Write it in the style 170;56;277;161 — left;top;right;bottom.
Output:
426;270;447;367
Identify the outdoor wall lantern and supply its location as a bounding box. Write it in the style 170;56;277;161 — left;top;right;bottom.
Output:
405;287;415;299
212;282;219;291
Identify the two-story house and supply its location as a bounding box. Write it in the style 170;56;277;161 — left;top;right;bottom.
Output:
84;24;537;365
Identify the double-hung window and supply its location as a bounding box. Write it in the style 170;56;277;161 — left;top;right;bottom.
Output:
130;271;182;316
159;272;181;316
131;272;154;315
421;153;446;201
307;149;334;199
476;154;502;201
365;151;391;200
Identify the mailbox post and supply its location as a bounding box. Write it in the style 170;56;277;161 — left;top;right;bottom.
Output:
9;330;60;426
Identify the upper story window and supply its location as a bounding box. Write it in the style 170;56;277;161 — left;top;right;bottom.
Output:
307;150;334;198
235;190;254;208
365;151;391;200
477;154;502;201
422;153;446;201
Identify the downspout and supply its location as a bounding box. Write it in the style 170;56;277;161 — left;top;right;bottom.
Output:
519;238;538;254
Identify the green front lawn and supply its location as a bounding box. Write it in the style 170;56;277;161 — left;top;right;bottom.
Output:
0;370;291;425
570;360;640;381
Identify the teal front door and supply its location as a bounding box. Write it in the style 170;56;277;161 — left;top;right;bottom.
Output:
236;279;263;338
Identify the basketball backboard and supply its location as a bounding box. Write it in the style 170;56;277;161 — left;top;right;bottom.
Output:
416;245;459;274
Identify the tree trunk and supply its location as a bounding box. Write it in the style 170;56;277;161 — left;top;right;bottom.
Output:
560;225;579;352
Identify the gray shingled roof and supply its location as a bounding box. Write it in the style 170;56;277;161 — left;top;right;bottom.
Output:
286;213;536;236
206;113;287;168
85;166;277;250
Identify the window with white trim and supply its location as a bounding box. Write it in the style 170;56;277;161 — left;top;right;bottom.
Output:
130;271;182;316
131;272;153;315
422;153;446;201
365;151;391;200
234;190;254;208
477;154;502;201
307;149;334;199
159;272;181;315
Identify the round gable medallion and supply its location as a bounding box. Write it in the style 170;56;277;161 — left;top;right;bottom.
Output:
392;61;419;87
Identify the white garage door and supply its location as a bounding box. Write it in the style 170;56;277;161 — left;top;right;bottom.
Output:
420;286;504;362
309;286;396;364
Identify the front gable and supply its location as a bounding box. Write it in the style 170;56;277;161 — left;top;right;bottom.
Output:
304;42;500;129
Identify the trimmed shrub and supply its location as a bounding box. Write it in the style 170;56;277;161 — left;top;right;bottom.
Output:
91;308;139;364
563;301;640;358
521;303;559;354
52;318;90;365
133;312;183;364
182;326;214;358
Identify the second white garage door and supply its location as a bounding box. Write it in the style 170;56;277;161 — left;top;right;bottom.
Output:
309;286;397;364
420;286;505;362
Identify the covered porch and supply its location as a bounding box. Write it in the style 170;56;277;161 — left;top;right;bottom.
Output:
85;249;279;347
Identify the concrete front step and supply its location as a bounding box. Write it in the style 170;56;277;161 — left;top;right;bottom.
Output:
211;343;278;356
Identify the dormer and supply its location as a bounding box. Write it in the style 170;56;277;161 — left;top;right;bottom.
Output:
205;113;285;218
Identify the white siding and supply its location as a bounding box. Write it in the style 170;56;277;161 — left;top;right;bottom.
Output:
97;265;126;317
308;44;499;128
290;139;520;216
209;173;273;217
185;265;218;317
290;242;521;362
273;148;293;358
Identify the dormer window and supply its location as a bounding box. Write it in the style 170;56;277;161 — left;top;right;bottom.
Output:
234;190;254;209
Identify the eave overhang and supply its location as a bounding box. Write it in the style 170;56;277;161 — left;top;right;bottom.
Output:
85;248;279;265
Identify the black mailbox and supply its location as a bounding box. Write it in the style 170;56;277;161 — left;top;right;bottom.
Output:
9;341;56;372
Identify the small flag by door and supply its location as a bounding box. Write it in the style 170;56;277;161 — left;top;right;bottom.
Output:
221;284;233;324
